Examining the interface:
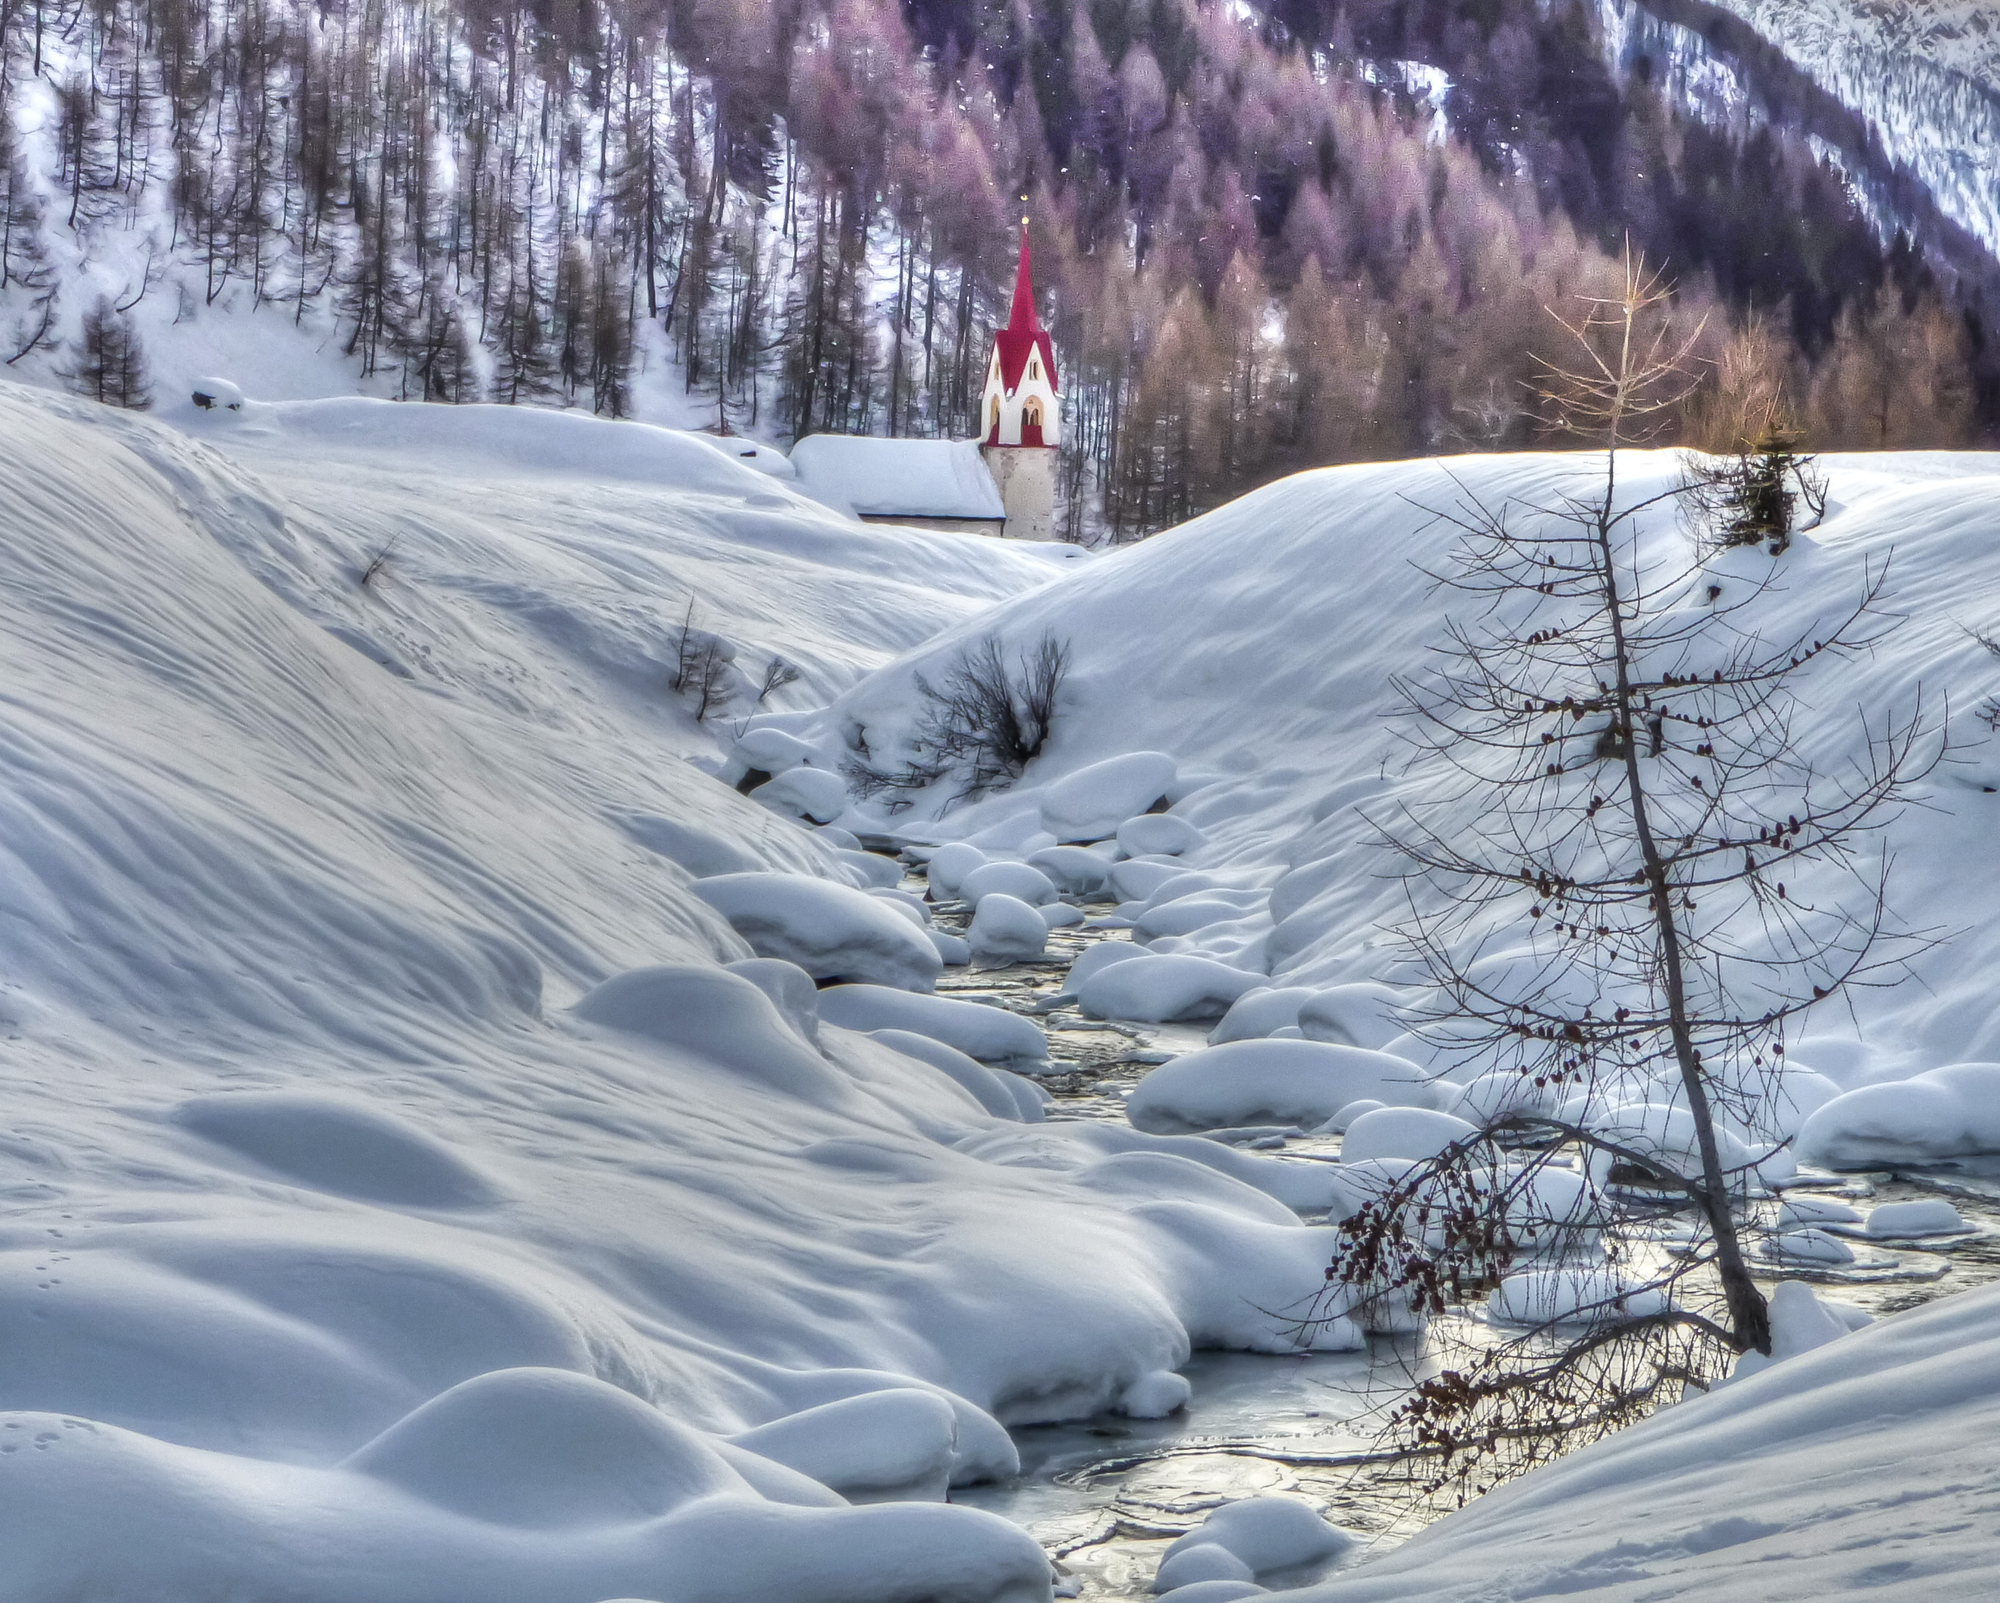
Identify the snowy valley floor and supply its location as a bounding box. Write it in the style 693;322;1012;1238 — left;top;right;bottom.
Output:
3;377;2000;1602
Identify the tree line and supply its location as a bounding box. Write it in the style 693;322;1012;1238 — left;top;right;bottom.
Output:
0;0;1985;538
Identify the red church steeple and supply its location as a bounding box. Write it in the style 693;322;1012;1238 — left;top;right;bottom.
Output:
985;220;1059;447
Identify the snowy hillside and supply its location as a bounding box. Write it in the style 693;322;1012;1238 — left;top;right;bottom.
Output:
1685;0;2000;255
0;378;1377;1603
785;445;2000;1103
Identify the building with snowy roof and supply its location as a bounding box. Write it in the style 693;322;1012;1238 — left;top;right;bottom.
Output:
790;224;1060;541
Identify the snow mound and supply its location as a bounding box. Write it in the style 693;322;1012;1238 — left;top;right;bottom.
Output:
693;874;944;991
1338;1107;1478;1163
1162;1494;1354;1577
817;985;1050;1071
570;964;846;1101
174;1092;502;1209
1798;1062;2000;1165
1041;752;1179;841
1126;1041;1433;1134
971;893;1052;964
343;1366;745;1527
1077;954;1263;1023
728;1387;959;1503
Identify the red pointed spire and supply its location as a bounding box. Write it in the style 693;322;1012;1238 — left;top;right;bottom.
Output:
1006;220;1043;335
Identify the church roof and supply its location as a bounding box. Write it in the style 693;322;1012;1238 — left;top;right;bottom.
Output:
993;226;1058;398
789;435;1006;520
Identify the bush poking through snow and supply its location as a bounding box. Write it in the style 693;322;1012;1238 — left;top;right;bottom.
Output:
844;632;1069;811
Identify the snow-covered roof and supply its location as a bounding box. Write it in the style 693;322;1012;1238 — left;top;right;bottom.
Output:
790;435;1006;520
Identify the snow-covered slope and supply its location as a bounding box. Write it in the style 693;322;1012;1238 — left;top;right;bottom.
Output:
0;380;1359;1603
1682;0;2000;255
1287;1273;2000;1601
791;448;2000;1081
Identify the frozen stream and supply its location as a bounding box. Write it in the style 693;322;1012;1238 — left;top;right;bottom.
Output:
901;867;2000;1600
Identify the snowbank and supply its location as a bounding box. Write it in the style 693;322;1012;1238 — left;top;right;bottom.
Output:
1285;1279;2000;1603
0;382;1392;1600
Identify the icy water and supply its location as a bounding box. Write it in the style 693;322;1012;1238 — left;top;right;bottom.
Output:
912;874;2000;1599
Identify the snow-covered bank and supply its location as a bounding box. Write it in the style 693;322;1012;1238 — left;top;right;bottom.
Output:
0;380;1360;1602
777;448;2000;1145
1283;1275;2000;1601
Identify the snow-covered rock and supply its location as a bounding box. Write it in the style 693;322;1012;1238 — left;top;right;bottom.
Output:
870;1030;1043;1121
1077;954;1264;1024
1338;1107;1478;1163
1161;1494;1353;1577
1488;1268;1667;1327
693;874;943;991
749;765;851;824
1127;1041;1432;1134
1026;845;1112;897
1156;1545;1256;1590
816;985;1050;1071
969;894;1052;964
1117;813;1206;857
1119;1369;1193;1418
1864;1199;1965;1237
1208;988;1315;1045
926;842;987;899
1041;752;1179;842
959;860;1058;907
1799;1062;2000;1166
727;1388;959;1503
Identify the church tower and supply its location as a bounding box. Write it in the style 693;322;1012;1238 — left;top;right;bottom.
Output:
979;221;1059;540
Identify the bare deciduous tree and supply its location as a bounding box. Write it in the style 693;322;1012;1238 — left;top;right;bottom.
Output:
1318;250;1939;1505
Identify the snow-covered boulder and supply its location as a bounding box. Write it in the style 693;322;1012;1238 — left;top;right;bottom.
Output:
817;985;1050;1071
749;766;850;825
1798;1062;2000;1166
570;965;848;1101
728;1389;959;1503
1076;953;1263;1024
1160;1494;1353;1579
1026;845;1112;897
1066;939;1144;990
189;376;246;411
1135;894;1264;941
1730;1281;1872;1380
1296;983;1406;1050
1208;987;1315;1045
1155;1545;1255;1591
1041;752;1178;842
969;894;1051;964
693;874;942;991
1126;1040;1431;1134
1153;1583;1268;1603
1118;813;1206;857
1339;1107;1478;1163
870;1030;1042;1121
1107;858;1188;903
959;860;1058;907
732;727;819;775
1865;1199;1965;1237
926;842;987;899
723;957;822;1044
930;930;972;966
1489;1268;1667;1327
1119;1370;1193;1419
